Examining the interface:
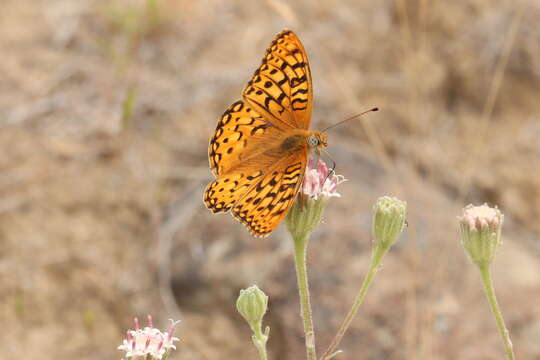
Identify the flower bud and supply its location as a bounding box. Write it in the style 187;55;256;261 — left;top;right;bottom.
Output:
372;196;407;250
459;204;504;266
236;285;268;331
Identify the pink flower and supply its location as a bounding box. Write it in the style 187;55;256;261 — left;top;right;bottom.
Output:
461;204;503;233
302;157;345;200
118;315;180;360
286;157;345;238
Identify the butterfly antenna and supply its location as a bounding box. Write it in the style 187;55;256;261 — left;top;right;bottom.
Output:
322;107;379;132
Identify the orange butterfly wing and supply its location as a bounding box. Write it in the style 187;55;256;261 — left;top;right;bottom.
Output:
231;153;306;237
205;100;273;213
205;30;313;237
243;30;313;130
208;100;271;177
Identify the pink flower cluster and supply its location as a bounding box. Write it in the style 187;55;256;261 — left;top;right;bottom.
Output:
461;204;503;232
302;157;345;200
118;316;180;360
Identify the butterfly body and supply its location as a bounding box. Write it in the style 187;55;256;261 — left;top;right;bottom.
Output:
205;30;323;237
260;129;327;160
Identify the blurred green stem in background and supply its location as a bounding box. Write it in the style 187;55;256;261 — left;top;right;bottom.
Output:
121;85;137;129
146;0;161;29
479;264;515;360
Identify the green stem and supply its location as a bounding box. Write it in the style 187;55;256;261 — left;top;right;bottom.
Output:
255;344;268;360
320;246;386;360
293;234;317;360
251;323;269;360
252;335;268;360
478;263;515;360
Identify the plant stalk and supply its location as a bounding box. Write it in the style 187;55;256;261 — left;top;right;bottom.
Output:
479;263;514;360
320;246;386;360
293;234;317;360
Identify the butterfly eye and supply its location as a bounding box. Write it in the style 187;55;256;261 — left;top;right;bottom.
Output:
307;135;319;148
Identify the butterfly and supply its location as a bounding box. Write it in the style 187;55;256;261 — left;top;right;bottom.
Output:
204;30;328;237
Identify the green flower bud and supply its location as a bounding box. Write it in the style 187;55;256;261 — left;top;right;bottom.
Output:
459;204;504;266
236;285;271;359
236;285;268;332
372;196;407;250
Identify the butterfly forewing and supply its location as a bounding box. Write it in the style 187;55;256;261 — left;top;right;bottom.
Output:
209;100;270;176
243;30;313;130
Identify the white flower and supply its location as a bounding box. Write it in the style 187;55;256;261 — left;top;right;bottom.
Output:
118;316;180;360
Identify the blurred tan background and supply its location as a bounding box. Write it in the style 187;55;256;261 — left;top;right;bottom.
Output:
2;0;540;359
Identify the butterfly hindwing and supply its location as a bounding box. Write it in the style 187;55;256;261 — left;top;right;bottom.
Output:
204;170;264;213
231;152;307;237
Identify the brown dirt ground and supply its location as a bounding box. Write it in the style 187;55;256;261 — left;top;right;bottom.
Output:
1;0;540;359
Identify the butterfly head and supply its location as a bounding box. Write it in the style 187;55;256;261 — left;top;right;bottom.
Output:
307;131;328;154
